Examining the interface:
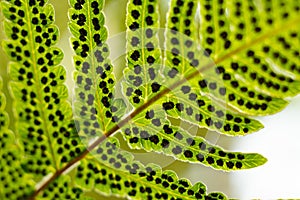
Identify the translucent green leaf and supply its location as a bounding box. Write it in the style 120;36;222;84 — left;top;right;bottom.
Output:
227;0;300;80
161;0;264;132
121;105;266;171
123;0;163;107
1;0;83;177
37;175;83;200
118;0;267;171
69;0;126;140
198;0;300;104
163;0;289;119
164;0;199;77
160;81;264;136
116;0;299;160
75;138;228;199
195;65;289;116
206;192;227;200
0;77;34;200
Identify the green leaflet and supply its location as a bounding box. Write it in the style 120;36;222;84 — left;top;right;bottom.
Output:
198;0;300;114
0;77;34;200
1;0;83;178
161;0;264;134
122;105;266;170
163;0;289;118
196;66;289;116
67;0;227;198
162;0;265;131
164;0;199;77
69;0;126;139
161;82;264;136
242;0;300;80
37;175;83;199
75;138;227;200
123;0;163;106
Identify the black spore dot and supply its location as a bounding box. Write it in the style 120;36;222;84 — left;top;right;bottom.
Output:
151;82;161;92
168;68;178;78
133;0;142;5
130;50;140;61
131;37;140;46
145;16;154;25
131;10;140;19
162;102;175;111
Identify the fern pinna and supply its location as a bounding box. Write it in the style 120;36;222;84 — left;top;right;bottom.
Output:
0;0;299;199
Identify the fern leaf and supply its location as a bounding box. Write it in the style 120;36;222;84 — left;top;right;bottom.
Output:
160;0;265;135
67;2;226;198
164;0;199;76
1;0;83;177
37;175;83;199
197;0;300;114
0;77;34;200
123;0;163;106
69;0;126;139
163;0;287;121
230;0;300;80
122;105;266;170
160;83;264;136
259;1;300;79
75;138;228;199
118;0;267;170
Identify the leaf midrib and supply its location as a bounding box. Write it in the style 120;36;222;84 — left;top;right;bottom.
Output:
24;2;59;170
86;0;108;132
29;11;300;200
141;0;149;100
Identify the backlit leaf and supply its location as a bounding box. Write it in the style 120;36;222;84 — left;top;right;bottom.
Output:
75;138;228;199
1;0;83;178
0;77;34;200
69;0;126;141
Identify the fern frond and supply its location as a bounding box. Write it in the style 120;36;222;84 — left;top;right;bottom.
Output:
122;105;266;170
69;0;126;140
0;0;298;199
123;0;163;107
258;0;300;80
1;0;83;177
75;138;227;200
67;1;227;198
118;0;267;170
164;0;199;76
162;0;264;135
161;83;264;136
197;0;300;114
162;0;289;125
0;77;34;200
